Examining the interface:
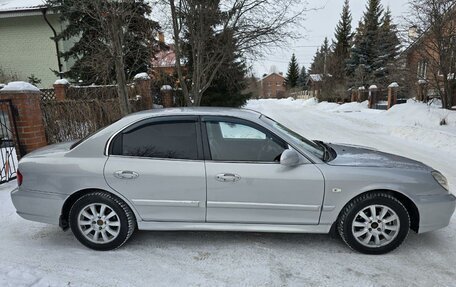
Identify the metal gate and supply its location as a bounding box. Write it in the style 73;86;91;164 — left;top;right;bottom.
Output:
0;100;20;184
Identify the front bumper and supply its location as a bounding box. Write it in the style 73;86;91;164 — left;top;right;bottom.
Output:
10;187;66;225
415;193;456;233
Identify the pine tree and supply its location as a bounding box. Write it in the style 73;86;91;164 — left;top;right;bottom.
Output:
374;7;401;85
297;66;308;89
48;0;162;84
285;53;300;88
332;0;353;80
201;50;251;107
310;38;331;74
347;0;384;86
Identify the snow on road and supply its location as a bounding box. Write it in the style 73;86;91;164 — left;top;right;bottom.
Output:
1;99;456;286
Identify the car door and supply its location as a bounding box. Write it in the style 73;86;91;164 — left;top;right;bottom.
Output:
203;117;325;225
104;116;206;222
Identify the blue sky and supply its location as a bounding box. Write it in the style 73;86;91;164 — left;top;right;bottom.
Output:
252;0;410;76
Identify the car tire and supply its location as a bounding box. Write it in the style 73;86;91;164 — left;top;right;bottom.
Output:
338;192;410;254
69;192;136;251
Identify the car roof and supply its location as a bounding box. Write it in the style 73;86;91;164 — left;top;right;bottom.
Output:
124;107;263;121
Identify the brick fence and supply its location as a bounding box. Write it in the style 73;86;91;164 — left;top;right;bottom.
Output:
0;75;161;157
0;83;47;158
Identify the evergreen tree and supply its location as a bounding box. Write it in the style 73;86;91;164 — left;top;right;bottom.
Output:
374;7;401;85
182;2;250;107
200;52;251;107
332;0;352;80
297;66;308;89
310;37;331;74
285;53;300;88
347;0;384;85
48;0;162;84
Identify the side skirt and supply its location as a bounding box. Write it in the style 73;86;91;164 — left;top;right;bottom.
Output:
137;221;332;234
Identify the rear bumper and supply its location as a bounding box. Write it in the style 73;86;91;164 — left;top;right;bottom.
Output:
415;193;456;233
10;187;66;225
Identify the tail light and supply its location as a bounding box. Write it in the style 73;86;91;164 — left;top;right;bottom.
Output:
17;170;23;186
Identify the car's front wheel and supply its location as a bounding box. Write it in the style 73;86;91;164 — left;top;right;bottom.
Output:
338;192;410;254
69;192;136;251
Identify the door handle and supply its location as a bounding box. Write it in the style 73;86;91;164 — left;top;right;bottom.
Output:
114;170;139;179
216;173;241;182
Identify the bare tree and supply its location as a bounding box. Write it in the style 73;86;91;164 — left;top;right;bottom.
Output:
50;0;161;116
166;0;306;106
407;0;456;109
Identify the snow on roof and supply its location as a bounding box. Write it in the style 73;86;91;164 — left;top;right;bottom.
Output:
0;81;40;92
309;74;323;82
152;45;176;68
369;85;378;90
0;0;46;12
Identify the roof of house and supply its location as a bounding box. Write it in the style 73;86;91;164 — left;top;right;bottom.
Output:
309;74;323;82
0;0;46;12
152;44;176;68
259;72;285;82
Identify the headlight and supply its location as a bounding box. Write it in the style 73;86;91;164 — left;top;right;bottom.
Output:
432;171;449;191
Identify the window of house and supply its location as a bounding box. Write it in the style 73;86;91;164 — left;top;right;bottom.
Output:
417;60;428;79
205;121;286;162
112;121;199;160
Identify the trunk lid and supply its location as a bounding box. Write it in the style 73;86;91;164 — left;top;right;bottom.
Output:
22;141;77;158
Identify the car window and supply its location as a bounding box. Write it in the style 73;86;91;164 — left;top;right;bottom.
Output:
260;115;325;160
219;122;266;139
113;121;198;160
206;121;286;162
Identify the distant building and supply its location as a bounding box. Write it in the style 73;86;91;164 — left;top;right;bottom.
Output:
306;74;332;99
151;33;177;77
403;8;456;105
258;72;286;98
0;1;73;87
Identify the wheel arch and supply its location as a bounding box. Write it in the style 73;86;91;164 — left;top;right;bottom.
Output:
60;188;139;230
335;189;420;233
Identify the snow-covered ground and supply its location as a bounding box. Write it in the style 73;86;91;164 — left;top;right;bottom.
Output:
1;99;456;286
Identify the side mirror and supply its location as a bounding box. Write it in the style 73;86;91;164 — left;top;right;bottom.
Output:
280;149;300;167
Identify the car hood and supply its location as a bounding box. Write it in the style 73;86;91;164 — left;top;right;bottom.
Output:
326;143;432;171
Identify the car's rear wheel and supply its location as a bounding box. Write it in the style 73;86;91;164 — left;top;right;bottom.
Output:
69;192;136;251
338;192;410;254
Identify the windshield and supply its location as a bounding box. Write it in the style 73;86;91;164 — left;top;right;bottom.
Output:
260;115;325;160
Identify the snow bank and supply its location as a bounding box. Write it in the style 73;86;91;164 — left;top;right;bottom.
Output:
0;81;40;92
379;100;456;129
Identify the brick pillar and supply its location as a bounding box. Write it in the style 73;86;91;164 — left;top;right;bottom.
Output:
134;76;153;109
0;82;47;158
387;82;399;110
358;87;366;102
368;85;378;109
417;80;428;102
351;89;358;102
53;79;69;101
160;85;173;108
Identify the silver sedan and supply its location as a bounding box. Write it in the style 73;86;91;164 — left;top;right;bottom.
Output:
11;108;455;254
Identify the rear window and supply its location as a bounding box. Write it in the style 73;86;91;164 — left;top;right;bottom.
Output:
111;121;199;160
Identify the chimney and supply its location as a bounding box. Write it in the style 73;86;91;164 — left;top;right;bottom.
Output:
408;26;419;41
158;32;165;43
